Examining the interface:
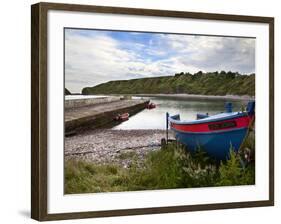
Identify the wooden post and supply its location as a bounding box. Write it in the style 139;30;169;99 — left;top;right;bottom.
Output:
166;112;169;142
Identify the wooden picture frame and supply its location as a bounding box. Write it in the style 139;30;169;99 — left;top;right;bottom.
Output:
31;2;274;221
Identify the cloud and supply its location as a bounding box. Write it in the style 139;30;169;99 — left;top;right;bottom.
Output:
65;29;255;93
161;35;255;73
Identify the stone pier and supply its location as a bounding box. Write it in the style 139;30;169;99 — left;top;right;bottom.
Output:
65;97;149;133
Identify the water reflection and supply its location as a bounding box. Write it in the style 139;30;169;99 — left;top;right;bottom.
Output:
113;96;247;130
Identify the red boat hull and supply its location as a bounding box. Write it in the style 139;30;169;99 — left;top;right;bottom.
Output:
146;103;156;109
114;113;129;121
170;115;253;133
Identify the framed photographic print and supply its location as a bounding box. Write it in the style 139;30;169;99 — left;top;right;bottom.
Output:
31;2;274;221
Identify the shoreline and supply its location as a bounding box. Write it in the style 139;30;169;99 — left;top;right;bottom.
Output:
67;93;254;101
135;93;254;101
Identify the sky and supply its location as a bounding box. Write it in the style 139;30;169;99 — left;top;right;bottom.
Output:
65;28;255;93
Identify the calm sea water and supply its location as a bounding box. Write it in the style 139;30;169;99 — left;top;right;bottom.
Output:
113;96;248;130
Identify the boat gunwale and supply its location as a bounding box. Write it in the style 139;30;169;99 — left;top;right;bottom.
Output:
168;112;249;125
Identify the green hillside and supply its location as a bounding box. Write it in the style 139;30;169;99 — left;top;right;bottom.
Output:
65;88;71;95
82;71;255;96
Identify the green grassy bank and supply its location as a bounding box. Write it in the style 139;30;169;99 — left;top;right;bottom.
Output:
65;88;71;95
65;131;255;194
82;71;255;96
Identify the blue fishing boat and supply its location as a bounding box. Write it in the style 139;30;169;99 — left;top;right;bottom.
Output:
167;101;255;160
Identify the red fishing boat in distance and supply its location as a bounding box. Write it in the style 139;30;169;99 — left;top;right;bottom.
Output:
146;102;156;109
167;101;255;160
114;113;129;121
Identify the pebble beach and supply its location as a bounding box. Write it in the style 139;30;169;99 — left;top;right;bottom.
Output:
65;129;171;168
